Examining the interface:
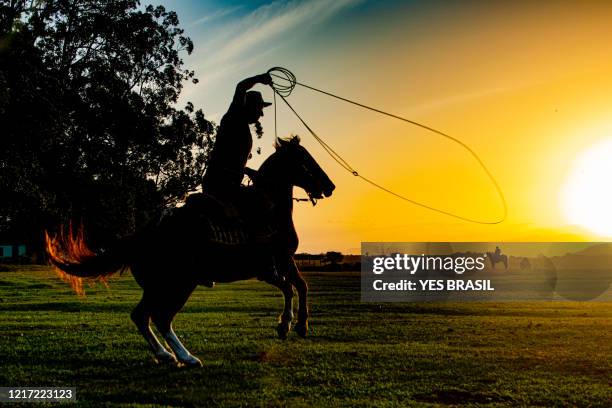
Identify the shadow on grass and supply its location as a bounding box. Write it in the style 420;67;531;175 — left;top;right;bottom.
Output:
413;389;514;405
3;345;275;406
2;299;294;315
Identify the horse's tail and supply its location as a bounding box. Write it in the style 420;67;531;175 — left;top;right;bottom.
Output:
44;225;132;296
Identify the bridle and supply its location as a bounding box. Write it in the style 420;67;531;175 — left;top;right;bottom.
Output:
292;159;325;206
253;147;325;207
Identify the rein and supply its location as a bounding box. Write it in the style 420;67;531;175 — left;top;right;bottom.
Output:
293;196;317;206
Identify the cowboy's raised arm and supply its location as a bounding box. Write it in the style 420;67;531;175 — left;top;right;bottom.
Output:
231;73;273;107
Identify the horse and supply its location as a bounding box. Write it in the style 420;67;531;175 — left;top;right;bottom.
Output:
486;252;508;270
45;135;335;367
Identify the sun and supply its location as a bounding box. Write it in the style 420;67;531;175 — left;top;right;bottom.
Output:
561;139;612;236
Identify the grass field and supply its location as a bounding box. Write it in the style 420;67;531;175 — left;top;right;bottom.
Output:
1;266;611;407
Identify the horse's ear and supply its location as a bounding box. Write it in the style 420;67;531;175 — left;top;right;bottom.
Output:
275;136;299;149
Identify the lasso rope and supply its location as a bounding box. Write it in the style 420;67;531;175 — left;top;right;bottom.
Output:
267;67;507;225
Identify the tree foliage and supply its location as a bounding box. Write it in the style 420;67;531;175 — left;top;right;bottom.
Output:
0;1;213;252
324;251;344;265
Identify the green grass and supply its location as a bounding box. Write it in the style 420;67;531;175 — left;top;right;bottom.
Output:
0;266;610;407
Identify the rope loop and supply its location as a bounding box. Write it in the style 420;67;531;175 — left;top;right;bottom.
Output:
267;67;508;225
268;67;296;97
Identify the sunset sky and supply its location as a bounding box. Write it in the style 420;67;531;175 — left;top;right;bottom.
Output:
159;0;612;253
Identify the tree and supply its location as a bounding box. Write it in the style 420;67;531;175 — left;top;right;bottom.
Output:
0;1;214;252
324;251;344;265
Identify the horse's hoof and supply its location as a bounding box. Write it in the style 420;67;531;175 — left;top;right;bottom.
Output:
179;354;203;368
277;322;290;340
155;352;179;366
295;322;308;338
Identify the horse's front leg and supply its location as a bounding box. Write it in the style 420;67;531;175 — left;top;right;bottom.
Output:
272;278;294;340
289;260;309;338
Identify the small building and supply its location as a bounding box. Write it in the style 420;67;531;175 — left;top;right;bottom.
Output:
0;244;27;260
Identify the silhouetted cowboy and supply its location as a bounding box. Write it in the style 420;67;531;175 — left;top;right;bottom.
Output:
202;73;272;195
201;73;279;284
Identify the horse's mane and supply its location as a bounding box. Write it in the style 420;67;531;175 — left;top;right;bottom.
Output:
274;134;301;148
259;134;302;177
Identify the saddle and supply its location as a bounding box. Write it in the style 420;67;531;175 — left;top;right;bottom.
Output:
149;191;281;284
181;190;276;247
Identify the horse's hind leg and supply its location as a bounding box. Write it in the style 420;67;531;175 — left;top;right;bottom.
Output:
131;293;178;365
271;278;295;340
289;260;309;338
151;283;202;367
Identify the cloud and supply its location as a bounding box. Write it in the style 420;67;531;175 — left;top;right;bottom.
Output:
189;5;243;26
194;0;363;75
194;45;281;88
181;0;362;114
406;76;555;116
407;86;516;115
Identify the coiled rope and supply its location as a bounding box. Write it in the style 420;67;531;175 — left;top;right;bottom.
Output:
267;67;507;225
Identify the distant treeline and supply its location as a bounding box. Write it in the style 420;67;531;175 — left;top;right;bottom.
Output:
295;252;361;271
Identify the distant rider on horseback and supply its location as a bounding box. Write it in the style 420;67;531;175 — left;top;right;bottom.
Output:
201;72;280;284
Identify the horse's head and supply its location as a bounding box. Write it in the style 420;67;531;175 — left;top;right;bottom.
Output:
258;135;335;200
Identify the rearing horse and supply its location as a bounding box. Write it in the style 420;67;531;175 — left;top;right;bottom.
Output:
45;135;335;367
